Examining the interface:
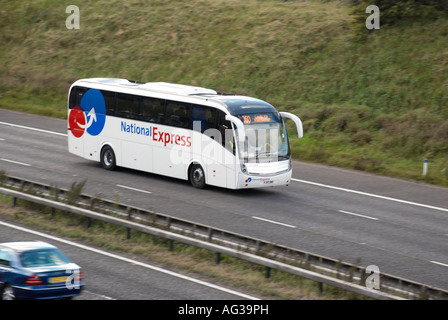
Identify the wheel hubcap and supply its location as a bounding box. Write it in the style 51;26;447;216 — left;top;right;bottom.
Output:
193;168;204;183
104;151;113;166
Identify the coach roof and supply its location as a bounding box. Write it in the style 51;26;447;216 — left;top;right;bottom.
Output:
77;78;218;96
74;78;277;115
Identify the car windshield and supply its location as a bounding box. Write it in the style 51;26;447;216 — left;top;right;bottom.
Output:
20;249;71;267
236;113;290;162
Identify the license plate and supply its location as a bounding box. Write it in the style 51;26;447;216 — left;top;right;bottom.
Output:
49;276;68;284
263;180;273;184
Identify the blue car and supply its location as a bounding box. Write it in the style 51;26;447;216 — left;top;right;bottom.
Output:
0;241;84;300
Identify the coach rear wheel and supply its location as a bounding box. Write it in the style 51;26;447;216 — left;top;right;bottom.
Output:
190;164;206;189
101;146;116;170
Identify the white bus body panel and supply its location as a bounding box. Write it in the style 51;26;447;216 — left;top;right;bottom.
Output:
67;78;298;190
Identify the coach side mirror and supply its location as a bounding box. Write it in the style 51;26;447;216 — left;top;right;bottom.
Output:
225;114;246;143
279;112;303;138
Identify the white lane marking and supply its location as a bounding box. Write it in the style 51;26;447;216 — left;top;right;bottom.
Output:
291;178;448;213
430;261;448;268
338;210;378;221
0;220;259;300
116;184;152;194
82;290;115;300
0;121;67;137
1;158;31;167
0;138;5;141
252;216;296;229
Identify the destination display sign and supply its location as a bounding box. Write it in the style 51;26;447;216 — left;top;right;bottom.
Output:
238;113;279;124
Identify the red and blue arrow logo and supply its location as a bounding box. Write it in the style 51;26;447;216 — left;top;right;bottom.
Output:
69;89;106;138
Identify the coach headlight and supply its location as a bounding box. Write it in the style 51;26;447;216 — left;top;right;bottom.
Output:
240;163;247;174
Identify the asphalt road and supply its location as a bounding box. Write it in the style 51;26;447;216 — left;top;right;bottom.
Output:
1;109;447;292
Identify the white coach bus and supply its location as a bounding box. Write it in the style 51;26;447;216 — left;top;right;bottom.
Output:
67;78;303;189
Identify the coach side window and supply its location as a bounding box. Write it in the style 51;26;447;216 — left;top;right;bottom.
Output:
116;93;140;120
204;107;218;132
192;105;205;132
69;86;87;109
101;90;116;116
217;111;234;153
142;97;166;124
166;101;192;129
192;105;218;132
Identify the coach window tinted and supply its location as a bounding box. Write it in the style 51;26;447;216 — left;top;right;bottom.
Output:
217;110;234;152
166;101;192;129
192;105;206;132
204;107;218;131
101;90;116;116
69;86;87;109
142;97;166;124
116;93;140;120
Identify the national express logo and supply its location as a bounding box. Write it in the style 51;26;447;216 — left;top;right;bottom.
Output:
68;88;192;148
69;89;106;138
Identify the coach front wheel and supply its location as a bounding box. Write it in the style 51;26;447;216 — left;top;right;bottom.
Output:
190;164;206;189
101;146;116;170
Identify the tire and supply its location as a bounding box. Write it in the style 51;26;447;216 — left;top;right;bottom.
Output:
101;145;116;170
1;284;15;300
189;164;206;189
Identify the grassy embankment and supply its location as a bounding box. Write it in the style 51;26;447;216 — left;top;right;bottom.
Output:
1;0;447;185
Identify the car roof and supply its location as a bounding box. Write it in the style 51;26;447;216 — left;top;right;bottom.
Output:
0;241;57;252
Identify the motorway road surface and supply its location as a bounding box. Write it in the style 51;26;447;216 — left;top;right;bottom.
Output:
1;109;448;293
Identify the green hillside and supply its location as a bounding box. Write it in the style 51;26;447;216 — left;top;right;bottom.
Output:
1;0;447;185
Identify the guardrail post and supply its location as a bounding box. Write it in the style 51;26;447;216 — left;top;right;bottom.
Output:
167;217;171;230
208;228;213;242
265;267;271;279
86;217;91;229
126;208;132;239
12;197;17;207
169;240;174;251
216;252;221;264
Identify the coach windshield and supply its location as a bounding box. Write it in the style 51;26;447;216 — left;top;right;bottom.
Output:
236;112;290;163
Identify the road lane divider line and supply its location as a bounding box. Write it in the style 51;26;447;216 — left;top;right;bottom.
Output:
1;158;31;167
0;220;259;300
338;210;378;221
82;290;115;300
291;178;448;213
0;121;67;137
116;184;152;194
252;216;296;229
430;261;448;268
